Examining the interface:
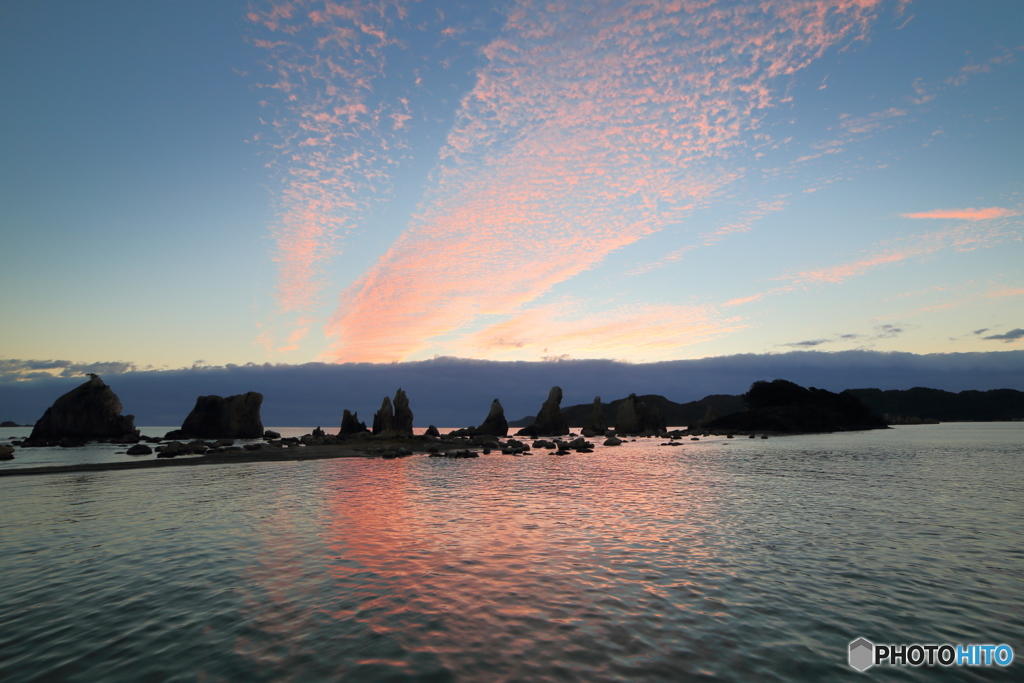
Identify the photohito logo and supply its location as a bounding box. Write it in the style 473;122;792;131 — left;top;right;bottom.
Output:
849;638;1014;672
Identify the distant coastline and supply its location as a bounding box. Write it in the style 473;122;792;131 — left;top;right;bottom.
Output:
524;386;1024;427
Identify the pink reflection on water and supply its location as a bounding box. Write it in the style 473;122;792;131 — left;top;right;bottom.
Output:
231;445;729;677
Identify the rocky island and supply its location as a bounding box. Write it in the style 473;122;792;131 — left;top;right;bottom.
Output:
706;379;888;434
29;375;139;441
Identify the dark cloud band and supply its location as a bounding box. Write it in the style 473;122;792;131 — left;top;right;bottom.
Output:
2;351;1022;427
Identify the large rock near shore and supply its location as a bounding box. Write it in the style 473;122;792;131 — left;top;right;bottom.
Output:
30;376;138;440
614;394;665;435
175;392;264;438
339;409;369;435
393;389;414;437
372;389;414;437
372;396;394;435
586;397;607;436
516;386;570;437
615;394;641;434
449;399;509;438
477;399;509;436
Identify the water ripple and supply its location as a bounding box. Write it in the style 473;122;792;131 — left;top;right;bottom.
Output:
1;424;1021;681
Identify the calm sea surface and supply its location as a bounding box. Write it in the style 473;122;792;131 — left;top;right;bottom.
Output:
1;423;1021;682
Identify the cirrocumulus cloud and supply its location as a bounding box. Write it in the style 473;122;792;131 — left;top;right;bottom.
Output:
324;0;884;362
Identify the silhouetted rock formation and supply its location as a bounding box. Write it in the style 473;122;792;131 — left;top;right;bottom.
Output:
451;399;510;437
1;421;24;428
425;425;440;437
170;392;264;439
707;379;887;434
372;389;414;437
613;394;666;435
696;405;719;429
516;387;570;437
393;389;414;436
478;399;509;436
0;444;14;460
616;396;640;434
372;397;394;435
30;376;138;440
339;409;369;435
647;404;666;433
585;397;606;436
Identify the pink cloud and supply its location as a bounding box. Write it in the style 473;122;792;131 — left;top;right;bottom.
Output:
723;293;766;308
838;107;906;134
700;198;788;246
901;207;1020;221
626;197;787;277
448;301;744;362
251;1;411;320
324;0;883;362
984;286;1024;300
787;219;1020;286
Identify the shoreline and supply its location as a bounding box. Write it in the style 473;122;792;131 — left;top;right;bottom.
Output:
0;444;391;478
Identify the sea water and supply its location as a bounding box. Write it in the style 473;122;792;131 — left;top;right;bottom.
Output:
1;423;1021;682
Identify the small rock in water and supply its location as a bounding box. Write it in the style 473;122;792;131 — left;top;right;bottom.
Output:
126;444;152;456
430;449;479;459
0;444;14;460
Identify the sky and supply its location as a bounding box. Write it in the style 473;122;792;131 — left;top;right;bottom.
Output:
1;0;1023;378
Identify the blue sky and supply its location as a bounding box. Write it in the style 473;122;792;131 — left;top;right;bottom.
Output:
1;0;1022;376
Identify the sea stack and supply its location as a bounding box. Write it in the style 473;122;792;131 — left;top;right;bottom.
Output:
373;389;414;437
393;389;414;437
30;375;138;440
372;397;394;435
339;409;369;435
697;405;719;429
615;394;641;434
478;399;509;436
516;386;570;437
172;392;264;438
614;394;665;435
585;396;606;436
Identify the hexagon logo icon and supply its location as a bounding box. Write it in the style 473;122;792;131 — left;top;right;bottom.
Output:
849;638;874;672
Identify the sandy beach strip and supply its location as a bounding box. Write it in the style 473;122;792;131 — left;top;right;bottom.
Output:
0;444;399;478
